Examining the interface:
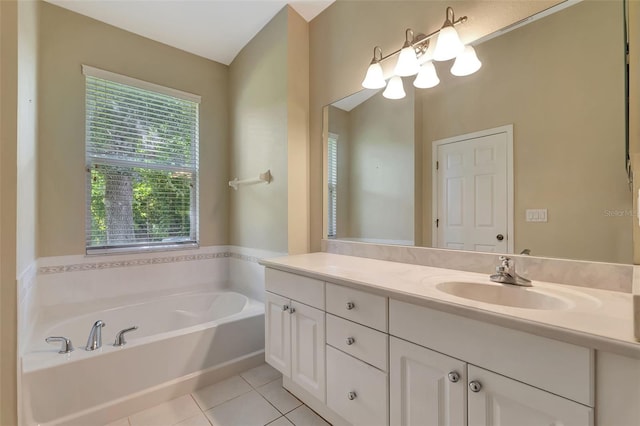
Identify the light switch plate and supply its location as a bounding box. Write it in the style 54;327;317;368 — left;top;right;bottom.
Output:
526;209;548;222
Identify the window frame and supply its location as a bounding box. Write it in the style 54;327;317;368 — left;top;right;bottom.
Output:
83;65;201;255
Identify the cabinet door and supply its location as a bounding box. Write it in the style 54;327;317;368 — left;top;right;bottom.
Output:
265;292;291;377
290;301;326;402
390;337;466;426
467;366;593;426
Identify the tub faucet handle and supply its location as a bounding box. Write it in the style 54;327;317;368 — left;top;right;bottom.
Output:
86;320;106;351
45;336;74;354
114;326;138;347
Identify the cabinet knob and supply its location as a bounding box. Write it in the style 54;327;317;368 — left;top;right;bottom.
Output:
346;302;355;310
282;305;289;312
346;337;355;345
448;371;460;383
347;391;357;400
289;307;296;314
469;381;482;392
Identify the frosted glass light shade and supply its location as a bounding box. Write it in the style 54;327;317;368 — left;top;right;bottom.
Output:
362;62;386;89
433;26;464;61
383;76;406;99
451;45;482;76
413;62;440;89
394;46;420;77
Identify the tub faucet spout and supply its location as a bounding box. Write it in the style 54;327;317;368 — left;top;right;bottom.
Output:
86;320;106;351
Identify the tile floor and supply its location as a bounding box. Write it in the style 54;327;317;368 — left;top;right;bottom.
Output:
104;364;331;426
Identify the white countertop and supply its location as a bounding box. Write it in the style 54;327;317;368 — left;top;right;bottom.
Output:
261;252;640;359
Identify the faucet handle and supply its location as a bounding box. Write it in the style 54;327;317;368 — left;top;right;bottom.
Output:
46;336;74;354
114;326;138;347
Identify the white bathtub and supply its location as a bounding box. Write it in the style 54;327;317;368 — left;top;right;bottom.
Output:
22;290;265;425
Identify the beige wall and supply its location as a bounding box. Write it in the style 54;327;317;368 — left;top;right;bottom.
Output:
229;8;289;252
0;0;19;422
229;6;309;254
17;0;38;278
419;0;630;263
630;0;640;265
286;8;310;254
38;2;229;256
347;90;414;242
309;0;563;252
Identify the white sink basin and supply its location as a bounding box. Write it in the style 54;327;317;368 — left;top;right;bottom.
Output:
436;281;571;310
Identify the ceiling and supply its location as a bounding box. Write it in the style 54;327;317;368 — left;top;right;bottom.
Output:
44;0;335;65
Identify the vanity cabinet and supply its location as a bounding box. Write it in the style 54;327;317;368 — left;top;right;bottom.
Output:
262;266;629;426
390;337;467;426
265;270;325;402
324;284;390;426
467;365;592;426
390;336;592;426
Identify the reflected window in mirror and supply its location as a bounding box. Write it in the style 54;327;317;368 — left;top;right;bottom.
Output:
328;133;338;238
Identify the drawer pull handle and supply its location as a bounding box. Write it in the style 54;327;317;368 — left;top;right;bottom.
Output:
282;305;289;312
289;307;296;314
346;337;355;345
347;391;357;400
448;371;460;383
469;381;482;393
346;302;355;310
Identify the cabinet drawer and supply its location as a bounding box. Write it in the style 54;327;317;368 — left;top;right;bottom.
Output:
265;268;325;309
326;345;388;426
326;314;388;371
390;299;594;406
326;283;388;331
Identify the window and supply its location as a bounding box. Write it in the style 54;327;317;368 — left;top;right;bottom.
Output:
327;134;338;238
84;66;200;254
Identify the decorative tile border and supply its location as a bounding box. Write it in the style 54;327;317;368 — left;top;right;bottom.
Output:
37;250;263;275
229;252;261;263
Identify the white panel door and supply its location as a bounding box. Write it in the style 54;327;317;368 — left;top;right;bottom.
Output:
265;292;291;377
291;301;326;402
390;337;467;426
467;366;593;426
434;128;511;252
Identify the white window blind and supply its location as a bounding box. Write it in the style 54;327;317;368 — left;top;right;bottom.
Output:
84;67;200;253
328;135;338;238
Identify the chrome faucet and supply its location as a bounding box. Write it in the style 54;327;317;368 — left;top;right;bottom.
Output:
490;256;532;287
85;320;106;351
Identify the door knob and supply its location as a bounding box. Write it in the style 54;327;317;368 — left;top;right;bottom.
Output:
346;337;355;345
448;371;460;383
347;391;357;400
346;302;355;310
289;307;296;314
496;234;504;241
282;305;289;312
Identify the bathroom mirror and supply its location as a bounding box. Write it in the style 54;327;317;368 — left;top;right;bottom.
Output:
324;0;632;264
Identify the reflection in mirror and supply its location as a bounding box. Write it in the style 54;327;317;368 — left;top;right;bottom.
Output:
326;88;415;245
324;0;632;264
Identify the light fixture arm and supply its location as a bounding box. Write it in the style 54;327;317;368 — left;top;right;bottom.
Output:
370;46;383;64
376;14;468;64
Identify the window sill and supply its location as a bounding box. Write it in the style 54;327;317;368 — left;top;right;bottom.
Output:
86;242;199;256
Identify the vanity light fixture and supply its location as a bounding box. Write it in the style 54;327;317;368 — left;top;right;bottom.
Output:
383;76;406;99
413;61;440;89
451;45;482;76
361;6;481;99
361;47;386;89
394;29;421;77
432;7;466;61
